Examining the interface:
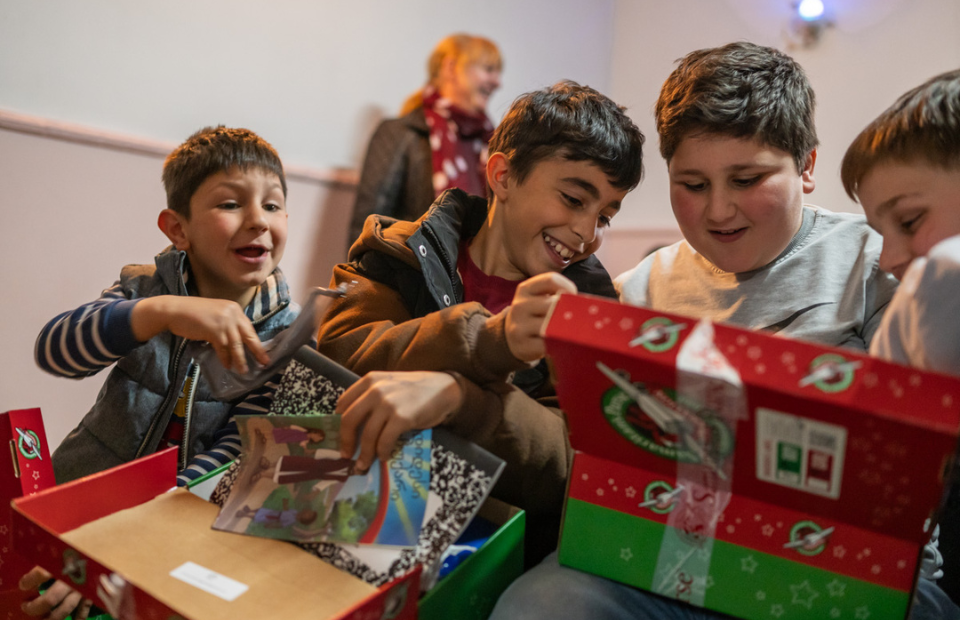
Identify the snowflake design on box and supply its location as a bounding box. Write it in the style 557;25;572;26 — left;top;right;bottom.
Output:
855;606;871;619
740;555;758;573
620;548;633;562
770;604;784;618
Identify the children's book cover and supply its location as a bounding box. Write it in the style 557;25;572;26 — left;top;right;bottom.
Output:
208;347;505;589
213;413;431;548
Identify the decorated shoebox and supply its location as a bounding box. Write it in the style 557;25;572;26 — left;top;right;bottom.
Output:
10;448;420;620
544;294;960;620
0;407;55;617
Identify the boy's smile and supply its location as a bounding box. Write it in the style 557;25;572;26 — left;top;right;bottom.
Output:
668;135;815;274
473;156;627;280
163;166;287;307
858;160;960;280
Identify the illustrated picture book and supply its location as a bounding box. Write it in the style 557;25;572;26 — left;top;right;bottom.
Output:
210;346;505;588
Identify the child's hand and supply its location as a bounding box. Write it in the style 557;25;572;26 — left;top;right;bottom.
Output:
336;371;463;472
132;296;269;374
20;566;93;620
498;272;577;363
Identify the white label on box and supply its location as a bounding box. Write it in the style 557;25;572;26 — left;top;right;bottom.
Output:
170;561;248;601
755;407;847;499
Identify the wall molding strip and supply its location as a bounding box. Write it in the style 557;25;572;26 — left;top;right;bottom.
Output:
0;108;358;186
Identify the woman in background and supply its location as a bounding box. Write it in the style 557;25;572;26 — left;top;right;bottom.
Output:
347;33;502;247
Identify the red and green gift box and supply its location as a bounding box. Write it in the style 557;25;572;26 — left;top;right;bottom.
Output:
545;294;960;620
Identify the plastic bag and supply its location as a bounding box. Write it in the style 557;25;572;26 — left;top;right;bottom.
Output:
189;284;350;401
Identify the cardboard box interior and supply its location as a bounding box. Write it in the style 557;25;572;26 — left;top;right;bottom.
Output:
60;489;375;620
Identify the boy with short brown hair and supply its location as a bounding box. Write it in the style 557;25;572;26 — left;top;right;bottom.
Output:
320;81;645;565
842;67;960;611
38;125;296;486
25;126;298;618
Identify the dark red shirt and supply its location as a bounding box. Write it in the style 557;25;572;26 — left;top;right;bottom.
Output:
457;240;520;314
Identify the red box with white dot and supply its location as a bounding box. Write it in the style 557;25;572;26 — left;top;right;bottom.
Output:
545;293;960;620
0;408;55;616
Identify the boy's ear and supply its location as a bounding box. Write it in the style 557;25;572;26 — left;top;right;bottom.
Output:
158;209;190;251
800;149;817;195
486;152;511;203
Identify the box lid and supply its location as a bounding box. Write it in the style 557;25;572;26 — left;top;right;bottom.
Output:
544;294;960;543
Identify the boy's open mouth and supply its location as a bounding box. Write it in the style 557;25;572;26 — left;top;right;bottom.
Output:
709;227;747;242
543;233;576;263
235;246;269;260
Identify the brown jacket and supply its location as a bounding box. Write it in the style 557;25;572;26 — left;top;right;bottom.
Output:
319;190;617;518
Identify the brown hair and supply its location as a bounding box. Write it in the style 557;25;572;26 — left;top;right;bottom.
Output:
656;41;818;173
489;80;644;192
841;69;960;202
162;125;286;218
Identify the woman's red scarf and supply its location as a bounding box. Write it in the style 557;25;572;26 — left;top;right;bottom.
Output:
421;86;495;198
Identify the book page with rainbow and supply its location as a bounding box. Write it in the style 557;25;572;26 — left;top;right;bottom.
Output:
214;414;431;548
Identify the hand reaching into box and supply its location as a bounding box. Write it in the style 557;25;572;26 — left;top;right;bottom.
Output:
19;566;93;620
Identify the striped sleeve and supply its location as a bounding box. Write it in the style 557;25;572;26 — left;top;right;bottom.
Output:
176;378;281;487
34;283;144;378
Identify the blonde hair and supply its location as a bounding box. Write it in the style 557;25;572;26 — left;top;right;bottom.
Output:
400;34;502;115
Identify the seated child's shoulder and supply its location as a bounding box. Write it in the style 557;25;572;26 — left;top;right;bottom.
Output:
807;205;872;234
905;235;960;295
872;235;960;372
614;240;686;303
928;234;960;265
802;205;883;254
